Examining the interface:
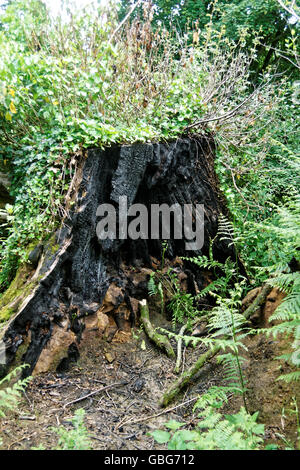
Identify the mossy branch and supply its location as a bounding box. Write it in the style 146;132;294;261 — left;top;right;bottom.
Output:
139;299;175;359
243;283;273;320
159;345;221;408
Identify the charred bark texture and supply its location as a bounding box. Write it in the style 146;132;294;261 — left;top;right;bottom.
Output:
0;137;236;377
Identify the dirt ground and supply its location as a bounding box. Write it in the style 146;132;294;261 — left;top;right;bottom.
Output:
0;309;299;451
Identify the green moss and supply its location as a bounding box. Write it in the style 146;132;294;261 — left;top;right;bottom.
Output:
50;243;59;255
0;263;36;323
0;235;61;324
42;233;59;256
0;307;15;322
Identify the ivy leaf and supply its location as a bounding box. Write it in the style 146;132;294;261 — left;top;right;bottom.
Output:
164;420;185;431
9;101;17;114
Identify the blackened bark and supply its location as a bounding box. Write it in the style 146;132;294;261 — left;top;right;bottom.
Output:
0;136;237;377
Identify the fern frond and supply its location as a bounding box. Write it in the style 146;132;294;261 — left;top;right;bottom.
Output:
217;214;236;246
148;273;158;297
276;371;300;383
0;365;31;418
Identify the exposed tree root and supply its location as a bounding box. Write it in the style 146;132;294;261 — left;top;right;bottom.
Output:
139;300;175;359
159;345;221;408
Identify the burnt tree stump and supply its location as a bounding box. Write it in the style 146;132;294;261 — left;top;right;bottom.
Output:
0;137;238;377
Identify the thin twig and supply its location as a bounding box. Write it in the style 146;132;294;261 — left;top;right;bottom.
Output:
109;0;142;44
174;324;187;374
63;381;127;409
116;397;198;428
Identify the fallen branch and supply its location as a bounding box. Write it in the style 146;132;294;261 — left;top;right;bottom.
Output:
139;299;175;359
159;345;220;408
243;283;273;320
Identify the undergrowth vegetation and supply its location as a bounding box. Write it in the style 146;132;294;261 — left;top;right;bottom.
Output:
0;364;91;450
151;207;300;449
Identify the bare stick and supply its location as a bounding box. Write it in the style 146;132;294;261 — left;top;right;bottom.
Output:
185;92;256;130
63;382;127;409
109;0;142;44
174;324;187;374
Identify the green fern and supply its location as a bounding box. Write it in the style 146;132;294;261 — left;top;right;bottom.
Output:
148;272;158;297
207;286;249;410
261;197;300;383
148;272;165;315
217;214;236;247
0;365;31;418
183;254;240;301
151;387;264;450
32;408;92;450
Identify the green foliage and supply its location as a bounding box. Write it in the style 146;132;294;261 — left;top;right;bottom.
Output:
33;408;92;450
0;0;272;292
183;255;238;300
148;268;196;325
153;282;268;450
166;270;195;326
148;272;165;315
216;84;300;281
53;408;92;450
0;364;31;447
151;389;265;450
160;268;250;407
205;283;250;409
260;197;300;383
119;0;297;72
0;364;31;418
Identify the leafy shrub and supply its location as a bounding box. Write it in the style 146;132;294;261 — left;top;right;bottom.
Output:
51;408;92;450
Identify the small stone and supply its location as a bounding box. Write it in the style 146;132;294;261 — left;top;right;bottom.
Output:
97;311;110;333
104;351;115;363
132;377;145;393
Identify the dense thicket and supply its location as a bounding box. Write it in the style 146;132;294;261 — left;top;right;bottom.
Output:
119;0;298;73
